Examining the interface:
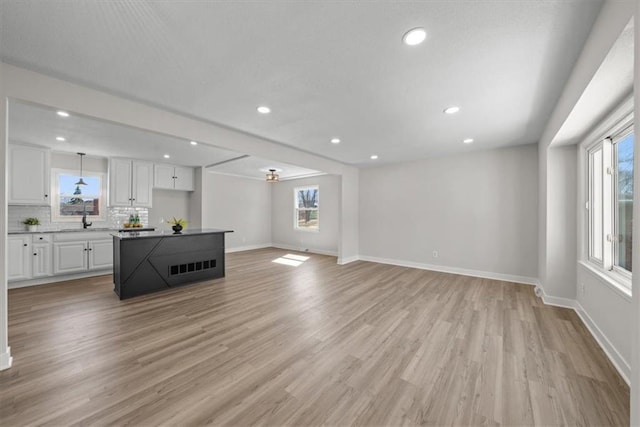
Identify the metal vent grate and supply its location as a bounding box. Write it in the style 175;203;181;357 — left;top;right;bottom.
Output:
169;259;216;276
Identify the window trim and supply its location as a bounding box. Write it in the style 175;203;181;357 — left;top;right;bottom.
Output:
51;168;107;223
294;185;319;232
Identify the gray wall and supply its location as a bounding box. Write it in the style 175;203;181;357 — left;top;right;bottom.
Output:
359;143;538;280
545;145;578;299
201;172;272;251
271;174;340;255
149;189;191;232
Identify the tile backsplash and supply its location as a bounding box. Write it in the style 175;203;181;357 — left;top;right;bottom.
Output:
8;205;149;232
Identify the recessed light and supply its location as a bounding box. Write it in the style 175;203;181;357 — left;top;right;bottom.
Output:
463;138;474;144
56;136;66;141
444;106;460;114
402;28;427;46
330;138;341;144
257;106;271;114
57;111;69;117
190;141;198;146
163;154;170;159
370;155;379;160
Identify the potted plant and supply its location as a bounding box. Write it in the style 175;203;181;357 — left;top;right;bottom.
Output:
23;217;40;232
167;217;187;234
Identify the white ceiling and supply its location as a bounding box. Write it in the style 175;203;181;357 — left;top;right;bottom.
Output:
8;100;322;180
552;18;634;146
0;1;603;165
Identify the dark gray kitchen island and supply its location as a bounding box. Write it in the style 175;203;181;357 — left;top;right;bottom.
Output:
112;228;233;299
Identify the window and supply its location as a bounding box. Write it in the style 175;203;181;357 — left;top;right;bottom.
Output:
587;123;634;280
294;186;319;231
52;169;107;222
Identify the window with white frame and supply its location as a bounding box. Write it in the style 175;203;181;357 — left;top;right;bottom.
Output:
294;186;319;231
51;169;107;222
587;121;634;282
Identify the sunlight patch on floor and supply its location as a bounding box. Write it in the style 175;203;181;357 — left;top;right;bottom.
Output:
272;253;310;267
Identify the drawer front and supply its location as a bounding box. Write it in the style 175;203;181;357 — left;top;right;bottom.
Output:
54;232;112;242
32;234;52;243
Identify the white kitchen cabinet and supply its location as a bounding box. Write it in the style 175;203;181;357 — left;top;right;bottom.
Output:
8;144;51;205
109;158;153;207
88;240;114;270
53;241;88;275
32;243;52;278
53;233;113;275
8;235;31;281
154;163;194;191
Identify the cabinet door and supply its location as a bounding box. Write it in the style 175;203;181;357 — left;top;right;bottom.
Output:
132;161;153;207
8;144;50;205
32;243;52;278
109;159;133;206
53;241;88;275
8;235;31;281
174;166;195;191
154;163;175;190
88;240;113;270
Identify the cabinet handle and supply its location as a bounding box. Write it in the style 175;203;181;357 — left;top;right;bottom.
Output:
84;248;87;251
39;237;43;240
33;253;37;256
89;248;93;251
44;194;48;198
23;243;27;247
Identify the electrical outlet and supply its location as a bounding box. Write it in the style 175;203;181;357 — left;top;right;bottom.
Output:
432;250;438;258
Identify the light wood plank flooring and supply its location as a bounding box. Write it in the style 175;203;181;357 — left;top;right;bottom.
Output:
0;248;629;425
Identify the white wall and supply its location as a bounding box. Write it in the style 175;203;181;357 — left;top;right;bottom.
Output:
201;172;271;251
577;264;633;381
359;144;538;282
545;146;578;299
149;189;191;232
271;174;340;255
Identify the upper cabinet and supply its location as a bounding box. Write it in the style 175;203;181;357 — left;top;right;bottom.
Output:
109;158;153;207
154;164;194;191
8;144;51;205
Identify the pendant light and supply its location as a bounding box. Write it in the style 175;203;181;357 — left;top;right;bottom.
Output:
266;168;279;183
75;152;87;186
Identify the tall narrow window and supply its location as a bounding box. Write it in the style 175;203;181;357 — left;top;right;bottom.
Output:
294;186;319;231
614;130;634;272
587;121;634;286
589;146;603;262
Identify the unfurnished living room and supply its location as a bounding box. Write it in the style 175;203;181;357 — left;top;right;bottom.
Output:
0;1;638;426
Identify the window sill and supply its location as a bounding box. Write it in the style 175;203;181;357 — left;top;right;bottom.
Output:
294;228;320;233
578;260;632;301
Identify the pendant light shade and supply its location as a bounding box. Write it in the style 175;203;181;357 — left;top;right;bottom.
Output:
75;153;87;186
266;169;279;183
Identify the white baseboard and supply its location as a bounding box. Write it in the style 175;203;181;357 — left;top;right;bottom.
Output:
0;346;12;371
8;269;112;289
535;284;630;385
358;255;538;285
271;243;337;257
338;255;360;265
225;243;272;253
533;285;576;309
574;302;631;385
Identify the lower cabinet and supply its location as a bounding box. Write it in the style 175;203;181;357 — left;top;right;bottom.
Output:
32;243;52;278
8;232;113;283
53;239;113;275
7;235;31;281
53;241;89;275
88;240;114;270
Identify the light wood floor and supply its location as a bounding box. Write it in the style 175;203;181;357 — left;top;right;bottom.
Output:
1;248;629;426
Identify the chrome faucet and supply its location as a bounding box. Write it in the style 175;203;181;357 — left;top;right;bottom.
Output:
82;213;92;229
